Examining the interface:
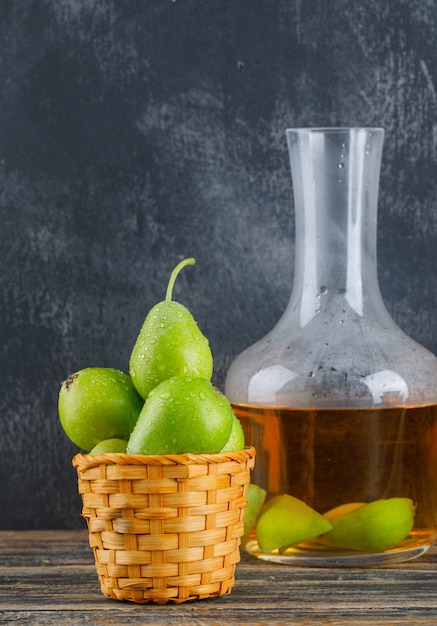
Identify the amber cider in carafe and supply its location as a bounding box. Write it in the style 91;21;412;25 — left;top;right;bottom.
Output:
233;403;437;563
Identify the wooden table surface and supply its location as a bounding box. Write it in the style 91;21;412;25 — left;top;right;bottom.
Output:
1;530;437;625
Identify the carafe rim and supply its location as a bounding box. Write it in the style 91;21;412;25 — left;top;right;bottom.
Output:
286;126;384;133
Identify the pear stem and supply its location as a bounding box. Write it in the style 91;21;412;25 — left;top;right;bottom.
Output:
165;257;196;302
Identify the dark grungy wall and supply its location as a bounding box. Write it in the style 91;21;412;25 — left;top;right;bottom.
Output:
1;0;437;528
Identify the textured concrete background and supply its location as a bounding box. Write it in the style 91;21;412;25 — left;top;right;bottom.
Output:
1;0;437;528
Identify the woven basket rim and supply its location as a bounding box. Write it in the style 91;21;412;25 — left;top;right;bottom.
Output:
72;446;256;469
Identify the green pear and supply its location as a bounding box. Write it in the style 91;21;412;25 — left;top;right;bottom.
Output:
256;494;332;552
89;438;128;455
242;483;267;544
126;376;234;455
58;367;143;451
219;415;245;452
320;498;415;551
129;258;213;400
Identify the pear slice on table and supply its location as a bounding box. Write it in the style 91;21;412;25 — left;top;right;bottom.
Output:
323;501;366;523
320;498;415;551
242;483;267;544
256;494;332;552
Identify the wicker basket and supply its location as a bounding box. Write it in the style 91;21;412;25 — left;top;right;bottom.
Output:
73;447;256;604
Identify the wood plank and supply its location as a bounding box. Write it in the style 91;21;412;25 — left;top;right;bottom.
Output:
1;531;437;625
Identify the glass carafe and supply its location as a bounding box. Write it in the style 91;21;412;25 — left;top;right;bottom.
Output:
225;127;437;566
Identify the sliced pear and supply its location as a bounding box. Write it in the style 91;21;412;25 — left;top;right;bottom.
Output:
242;484;267;544
320;497;415;551
256;494;332;552
323;502;366;523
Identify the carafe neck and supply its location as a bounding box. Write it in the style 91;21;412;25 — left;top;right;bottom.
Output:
286;128;385;325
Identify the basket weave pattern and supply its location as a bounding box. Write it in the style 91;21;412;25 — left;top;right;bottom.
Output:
73;447;256;604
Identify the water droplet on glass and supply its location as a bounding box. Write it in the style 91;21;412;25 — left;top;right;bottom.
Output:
309;371;315;378
338;161;344;169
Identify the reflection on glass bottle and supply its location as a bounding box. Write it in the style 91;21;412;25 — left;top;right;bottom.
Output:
226;128;437;566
